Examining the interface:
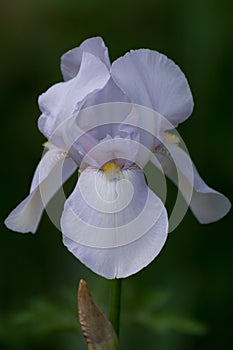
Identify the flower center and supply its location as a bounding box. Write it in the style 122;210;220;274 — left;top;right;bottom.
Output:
101;161;122;181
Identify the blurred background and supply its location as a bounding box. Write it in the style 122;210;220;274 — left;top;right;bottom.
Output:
1;0;233;349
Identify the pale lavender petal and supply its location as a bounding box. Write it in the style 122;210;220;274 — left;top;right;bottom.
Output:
111;49;194;127
82;78;128;108
30;144;67;193
78;134;153;170
76;79;129;141
64;102;158;169
155;144;231;223
38;52;110;141
67;99;133;149
62;199;167;279
5;191;45;234
5;148;77;233
61;37;111;81
61;167;168;278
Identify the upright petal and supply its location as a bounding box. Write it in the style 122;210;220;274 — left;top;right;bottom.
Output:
82;78;128;108
154;144;231;224
61;37;111;81
38;52;110;141
74;79;129;142
64;102;158;169
61;167;168;278
5;146;77;233
111;49;194;127
78;134;153;171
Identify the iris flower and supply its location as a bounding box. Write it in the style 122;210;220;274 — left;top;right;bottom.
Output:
5;37;230;279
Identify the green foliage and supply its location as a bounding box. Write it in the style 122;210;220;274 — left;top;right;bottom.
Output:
1;286;206;348
1;290;78;346
136;312;206;335
123;287;207;336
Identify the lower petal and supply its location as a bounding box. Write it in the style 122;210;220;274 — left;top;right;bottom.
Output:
154;144;231;224
61;167;168;278
5;148;77;233
4;190;45;234
63;203;167;279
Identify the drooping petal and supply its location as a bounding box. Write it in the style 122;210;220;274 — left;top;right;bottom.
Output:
63;205;167;279
38;52;110;142
61;37;111;81
154;144;231;224
111;49;194;127
5;146;77;233
5;190;46;234
29;143;67;193
61;167;168;279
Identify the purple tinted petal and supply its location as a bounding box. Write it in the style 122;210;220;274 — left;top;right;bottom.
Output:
61;37;111;81
38;52;110;141
63;103;158;168
111;49;194;127
4;190;45;234
62;197;167;279
61;167;168;278
82;78;128;108
155;144;231;223
5;147;77;233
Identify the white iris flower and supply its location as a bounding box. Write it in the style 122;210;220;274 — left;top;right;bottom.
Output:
5;37;230;279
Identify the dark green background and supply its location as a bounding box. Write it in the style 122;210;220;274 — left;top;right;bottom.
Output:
1;0;232;349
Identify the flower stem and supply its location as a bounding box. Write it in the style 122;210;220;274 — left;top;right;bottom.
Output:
109;278;122;340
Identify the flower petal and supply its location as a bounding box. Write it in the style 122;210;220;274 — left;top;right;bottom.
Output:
73;79;129;143
5;147;77;233
5;191;45;234
154;144;231;224
62;202;167;279
61;37;111;81
61;167;168;278
79;135;152;171
82;78;129;108
111;49;194;127
38;52;110;141
63;102;159;169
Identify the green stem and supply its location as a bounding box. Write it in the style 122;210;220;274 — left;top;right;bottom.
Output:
109;278;122;339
